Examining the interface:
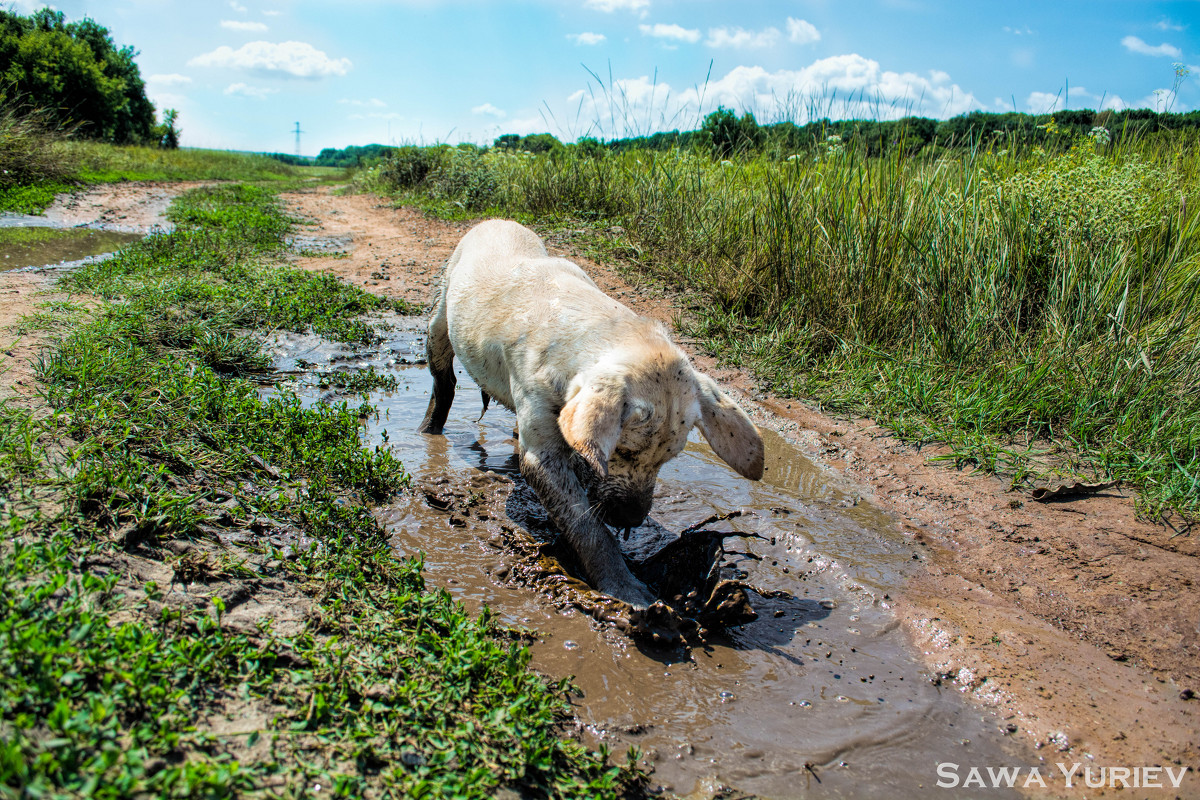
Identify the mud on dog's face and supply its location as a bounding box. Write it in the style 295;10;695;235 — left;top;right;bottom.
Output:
558;354;764;530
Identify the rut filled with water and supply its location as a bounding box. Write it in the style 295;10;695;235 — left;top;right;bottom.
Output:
265;315;1031;799
0;225;142;272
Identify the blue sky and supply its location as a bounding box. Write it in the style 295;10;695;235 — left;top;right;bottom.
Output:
12;0;1199;154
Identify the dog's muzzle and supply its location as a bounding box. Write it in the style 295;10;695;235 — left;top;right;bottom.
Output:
598;495;652;529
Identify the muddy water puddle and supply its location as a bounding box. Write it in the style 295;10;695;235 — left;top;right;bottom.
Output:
0;225;142;272
265;316;1031;799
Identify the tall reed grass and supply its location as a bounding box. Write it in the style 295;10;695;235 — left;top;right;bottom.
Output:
364;126;1200;516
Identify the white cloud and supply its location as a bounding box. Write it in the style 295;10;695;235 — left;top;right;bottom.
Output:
8;0;53;11
229;0;247;12
147;73;192;86
147;91;187;108
190;41;352;78
263;10;283;16
786;18;820;45
1002;25;1034;35
706;26;781;49
1025;91;1060;112
471;103;507;118
583;0;648;15
639;23;700;43
221;20;269;32
224;82;278;99
1126;89;1190;113
567;32;607;45
1155;19;1185;32
348;111;403;121
568;56;982;138
339;98;387;108
1024;86;1131;113
1121;35;1182;58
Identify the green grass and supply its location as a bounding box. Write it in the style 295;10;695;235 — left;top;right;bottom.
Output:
0;183;648;797
66;141;323;184
362;126;1200;518
0;181;72;214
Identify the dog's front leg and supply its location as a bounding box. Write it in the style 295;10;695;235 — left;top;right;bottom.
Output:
518;419;656;609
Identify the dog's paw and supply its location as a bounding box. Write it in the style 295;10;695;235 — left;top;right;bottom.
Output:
603;577;657;610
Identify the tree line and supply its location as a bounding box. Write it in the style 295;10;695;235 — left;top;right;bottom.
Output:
1;8;178;147
475;106;1200;161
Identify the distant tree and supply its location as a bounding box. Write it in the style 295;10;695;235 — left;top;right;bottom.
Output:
701;107;763;158
156;108;180;149
493;133;521;150
575;136;606;157
0;9;156;144
518;133;563;154
313;143;394;167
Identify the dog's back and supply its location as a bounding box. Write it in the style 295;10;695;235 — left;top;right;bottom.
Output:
441;220;652;410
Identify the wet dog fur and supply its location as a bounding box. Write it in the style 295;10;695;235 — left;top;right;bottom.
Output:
419;219;764;608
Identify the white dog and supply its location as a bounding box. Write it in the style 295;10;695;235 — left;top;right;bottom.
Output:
420;220;763;609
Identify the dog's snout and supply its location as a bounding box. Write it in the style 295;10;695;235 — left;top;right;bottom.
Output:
600;497;652;529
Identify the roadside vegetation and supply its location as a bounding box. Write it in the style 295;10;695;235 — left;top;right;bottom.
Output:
0;184;647;797
359;108;1200;519
0;124;317;213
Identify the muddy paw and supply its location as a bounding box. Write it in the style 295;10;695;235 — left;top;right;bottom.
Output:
601;576;656;610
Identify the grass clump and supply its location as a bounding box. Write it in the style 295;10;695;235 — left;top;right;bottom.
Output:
0;183;647;797
0;104;78;213
368;124;1200;517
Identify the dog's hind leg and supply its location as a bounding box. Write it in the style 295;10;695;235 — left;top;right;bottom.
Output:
418;296;456;434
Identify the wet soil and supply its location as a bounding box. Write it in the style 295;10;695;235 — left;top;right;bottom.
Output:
264;321;1030;798
0;227;142;272
278;186;1200;798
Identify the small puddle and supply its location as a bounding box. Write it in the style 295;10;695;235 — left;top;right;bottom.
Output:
265;316;1032;799
0;226;142;272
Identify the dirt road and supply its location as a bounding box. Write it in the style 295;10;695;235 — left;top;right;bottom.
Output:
283;186;1199;795
2;182;1196;796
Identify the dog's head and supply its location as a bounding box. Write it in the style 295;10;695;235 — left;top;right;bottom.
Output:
558;345;764;529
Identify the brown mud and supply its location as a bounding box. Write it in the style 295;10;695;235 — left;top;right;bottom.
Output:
264;321;1030;798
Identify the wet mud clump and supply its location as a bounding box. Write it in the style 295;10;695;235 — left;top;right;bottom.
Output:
627;523;762;645
421;476;762;647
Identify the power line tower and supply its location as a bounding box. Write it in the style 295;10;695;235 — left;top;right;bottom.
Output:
292;121;305;157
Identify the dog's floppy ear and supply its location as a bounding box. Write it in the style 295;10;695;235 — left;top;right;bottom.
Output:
558;375;625;477
694;372;764;480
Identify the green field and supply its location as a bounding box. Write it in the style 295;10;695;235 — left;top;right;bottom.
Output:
0;106;342;213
